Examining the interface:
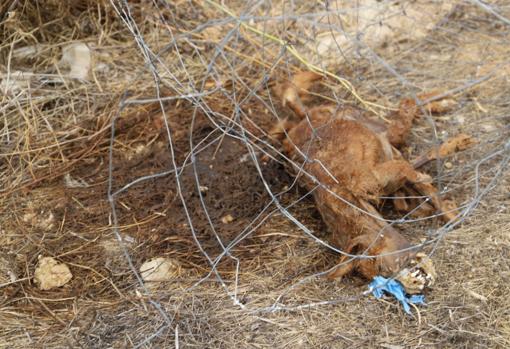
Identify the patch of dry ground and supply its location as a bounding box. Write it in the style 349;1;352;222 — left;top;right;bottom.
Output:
1;1;509;348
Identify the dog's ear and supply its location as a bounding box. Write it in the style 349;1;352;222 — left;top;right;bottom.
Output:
327;236;370;280
346;235;388;280
345;235;369;254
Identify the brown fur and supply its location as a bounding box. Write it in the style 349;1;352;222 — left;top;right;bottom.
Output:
274;72;469;280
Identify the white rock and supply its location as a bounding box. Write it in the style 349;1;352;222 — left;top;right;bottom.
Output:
221;214;234;224
140;257;181;282
60;43;91;80
34;257;72;290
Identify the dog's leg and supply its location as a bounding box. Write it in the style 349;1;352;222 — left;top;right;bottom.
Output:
388;92;458;148
393;186;435;218
376;160;459;222
387;98;419;147
373;160;431;194
412;133;476;168
273;71;322;119
374;159;458;222
393;190;410;212
417;91;457;114
411;182;458;222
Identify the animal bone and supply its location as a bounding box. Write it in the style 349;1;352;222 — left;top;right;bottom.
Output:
396;252;437;294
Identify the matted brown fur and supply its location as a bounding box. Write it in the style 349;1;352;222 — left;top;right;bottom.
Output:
276;74;461;280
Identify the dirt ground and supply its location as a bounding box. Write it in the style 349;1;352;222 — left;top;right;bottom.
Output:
1;1;509;348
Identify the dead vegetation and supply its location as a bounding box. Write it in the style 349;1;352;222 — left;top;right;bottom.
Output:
1;1;509;348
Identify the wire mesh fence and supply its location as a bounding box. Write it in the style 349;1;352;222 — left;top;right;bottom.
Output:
1;0;510;347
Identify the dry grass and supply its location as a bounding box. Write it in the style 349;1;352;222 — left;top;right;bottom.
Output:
1;1;509;348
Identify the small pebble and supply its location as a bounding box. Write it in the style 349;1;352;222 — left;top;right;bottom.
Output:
221;214;234;224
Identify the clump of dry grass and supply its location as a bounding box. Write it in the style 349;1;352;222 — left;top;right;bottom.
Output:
1;1;509;348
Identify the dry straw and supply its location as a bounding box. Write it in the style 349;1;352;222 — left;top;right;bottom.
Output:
1;0;509;347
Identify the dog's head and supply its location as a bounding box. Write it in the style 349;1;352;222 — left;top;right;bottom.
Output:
353;230;415;279
346;232;436;294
